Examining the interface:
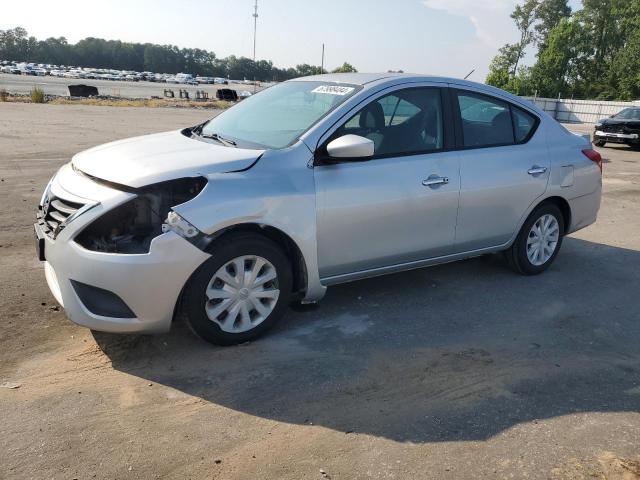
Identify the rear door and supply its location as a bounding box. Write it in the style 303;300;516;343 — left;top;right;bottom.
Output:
314;85;461;279
451;88;549;252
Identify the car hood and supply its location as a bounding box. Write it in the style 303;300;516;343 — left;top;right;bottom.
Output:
599;118;640;126
72;130;265;188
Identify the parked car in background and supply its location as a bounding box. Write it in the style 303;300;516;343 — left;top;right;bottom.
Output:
174;73;198;85
35;73;602;346
17;63;36;75
594;107;640;147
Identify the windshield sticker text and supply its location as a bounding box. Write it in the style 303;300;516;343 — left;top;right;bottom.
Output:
311;85;355;96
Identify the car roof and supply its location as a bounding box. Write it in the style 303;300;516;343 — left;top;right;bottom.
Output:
289;72;505;93
289;72;486;86
290;72;550;127
289;72;403;85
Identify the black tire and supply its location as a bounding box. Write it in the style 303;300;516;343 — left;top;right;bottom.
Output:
594;139;606;147
180;233;292;346
504;203;565;275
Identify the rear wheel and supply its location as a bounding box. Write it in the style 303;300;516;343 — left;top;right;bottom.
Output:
180;234;292;345
505;203;565;275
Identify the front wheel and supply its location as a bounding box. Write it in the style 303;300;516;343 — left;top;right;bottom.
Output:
594;139;606;147
505;203;565;275
180;234;292;346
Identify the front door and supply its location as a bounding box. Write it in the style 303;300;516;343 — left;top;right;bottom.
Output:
314;86;461;279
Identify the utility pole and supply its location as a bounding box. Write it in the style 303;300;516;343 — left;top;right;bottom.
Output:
252;0;258;63
252;0;258;92
321;44;325;75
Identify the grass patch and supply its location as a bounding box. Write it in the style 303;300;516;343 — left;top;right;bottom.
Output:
0;88;7;102
30;87;46;103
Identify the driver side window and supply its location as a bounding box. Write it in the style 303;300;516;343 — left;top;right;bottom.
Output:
334;88;444;157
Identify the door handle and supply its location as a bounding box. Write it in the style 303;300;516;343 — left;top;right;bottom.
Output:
527;166;547;175
422;176;449;187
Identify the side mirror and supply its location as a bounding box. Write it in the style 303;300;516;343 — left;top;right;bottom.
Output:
326;134;374;159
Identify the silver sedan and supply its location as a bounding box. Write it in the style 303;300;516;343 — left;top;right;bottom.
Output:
35;73;602;345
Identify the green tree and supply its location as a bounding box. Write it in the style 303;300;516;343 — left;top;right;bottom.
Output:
534;0;572;49
606;0;640;99
332;62;358;73
486;44;521;90
528;17;587;97
486;0;538;90
511;0;539;74
485;0;640;100
294;64;317;77
0;27;29;60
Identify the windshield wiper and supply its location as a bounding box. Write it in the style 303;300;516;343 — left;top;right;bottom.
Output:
190;121;208;136
200;132;237;147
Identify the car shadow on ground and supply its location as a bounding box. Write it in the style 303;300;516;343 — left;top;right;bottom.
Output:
93;237;640;443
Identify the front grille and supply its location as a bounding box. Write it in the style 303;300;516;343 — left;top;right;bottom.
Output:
37;194;85;239
601;124;640;134
602;124;625;133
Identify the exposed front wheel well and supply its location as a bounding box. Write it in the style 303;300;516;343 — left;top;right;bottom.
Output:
206;224;308;298
539;197;571;234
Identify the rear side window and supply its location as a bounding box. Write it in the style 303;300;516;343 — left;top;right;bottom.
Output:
457;92;514;147
512;107;537;142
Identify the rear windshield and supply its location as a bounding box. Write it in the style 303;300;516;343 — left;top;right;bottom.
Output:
201;81;360;149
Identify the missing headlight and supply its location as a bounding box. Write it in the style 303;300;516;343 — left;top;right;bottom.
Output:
75;177;207;254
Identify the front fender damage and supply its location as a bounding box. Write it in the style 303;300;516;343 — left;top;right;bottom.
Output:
171;168;326;302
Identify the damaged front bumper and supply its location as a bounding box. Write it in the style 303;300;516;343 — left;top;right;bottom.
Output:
594;130;640;144
36;164;210;334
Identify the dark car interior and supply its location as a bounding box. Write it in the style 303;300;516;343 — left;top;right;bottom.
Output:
334;88;444;157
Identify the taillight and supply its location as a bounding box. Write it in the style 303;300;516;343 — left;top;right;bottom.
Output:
582;149;602;173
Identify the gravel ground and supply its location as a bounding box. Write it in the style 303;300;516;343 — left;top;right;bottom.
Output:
1;103;639;480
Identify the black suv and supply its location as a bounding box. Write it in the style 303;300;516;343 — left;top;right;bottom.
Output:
594;107;640;147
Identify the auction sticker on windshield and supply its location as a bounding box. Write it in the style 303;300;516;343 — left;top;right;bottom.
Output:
312;85;355;96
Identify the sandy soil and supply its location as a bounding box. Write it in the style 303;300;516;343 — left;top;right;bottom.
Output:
1;103;639;479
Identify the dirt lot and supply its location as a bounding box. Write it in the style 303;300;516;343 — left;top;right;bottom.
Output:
1;103;639;480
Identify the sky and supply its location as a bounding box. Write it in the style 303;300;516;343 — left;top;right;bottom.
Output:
2;0;582;81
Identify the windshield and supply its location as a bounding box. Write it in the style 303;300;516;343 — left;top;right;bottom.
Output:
614;108;640;120
200;81;360;149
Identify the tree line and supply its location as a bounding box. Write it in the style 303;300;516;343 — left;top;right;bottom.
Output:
486;0;640;100
0;27;358;81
